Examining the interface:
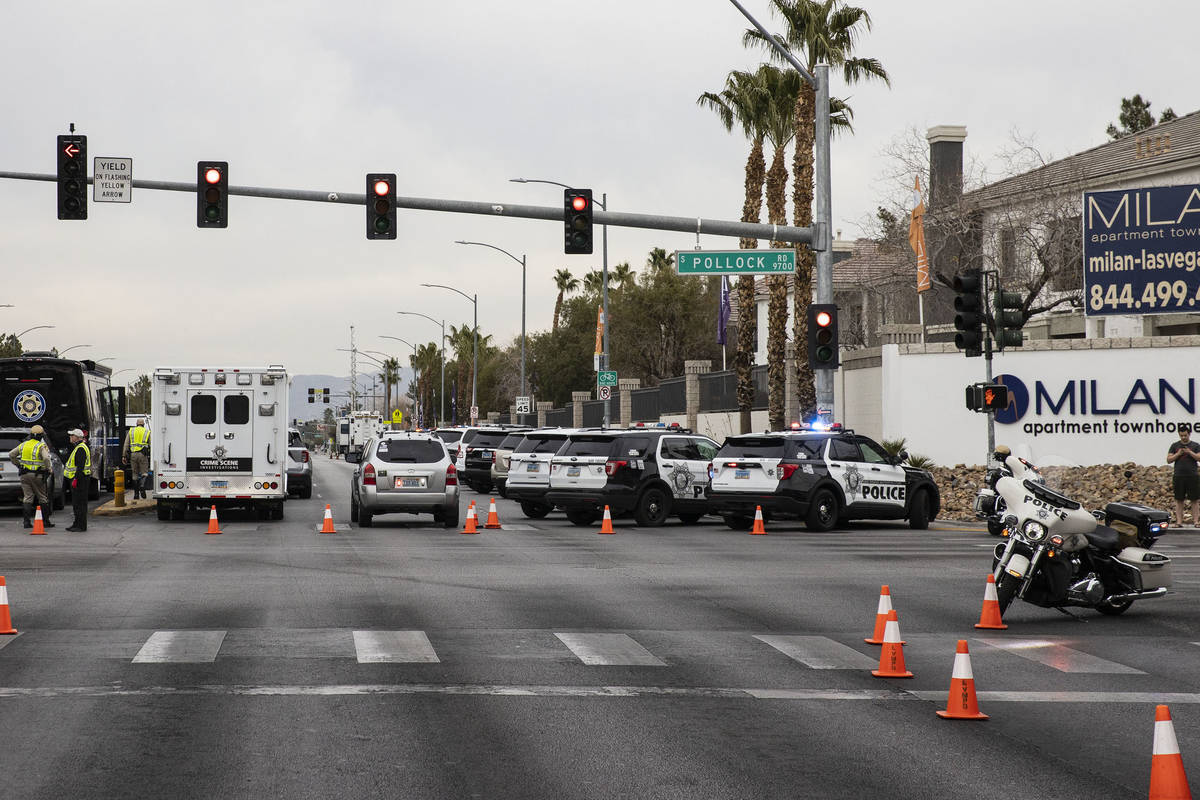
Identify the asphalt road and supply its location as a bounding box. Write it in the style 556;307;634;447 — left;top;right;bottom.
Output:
0;455;1198;798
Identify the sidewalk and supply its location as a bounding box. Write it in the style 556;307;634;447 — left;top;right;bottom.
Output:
93;497;157;517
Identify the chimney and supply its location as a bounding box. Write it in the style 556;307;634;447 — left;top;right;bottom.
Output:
926;125;967;210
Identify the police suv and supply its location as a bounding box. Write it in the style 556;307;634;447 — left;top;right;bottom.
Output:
707;425;939;531
544;425;719;527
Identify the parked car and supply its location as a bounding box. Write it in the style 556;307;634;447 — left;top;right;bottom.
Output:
286;427;313;499
505;428;585;518
350;431;460;528
490;430;536;498
544;426;719;527
461;427;530;494
0;427;66;511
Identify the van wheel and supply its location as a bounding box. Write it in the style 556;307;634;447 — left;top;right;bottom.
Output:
635;487;671;527
806;489;839;532
908;489;931;530
520;502;551;519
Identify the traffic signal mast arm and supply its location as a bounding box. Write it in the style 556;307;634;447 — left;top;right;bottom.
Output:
0;170;821;245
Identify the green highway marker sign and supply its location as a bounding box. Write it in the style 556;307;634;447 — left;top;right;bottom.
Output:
598;371;618;388
675;249;795;275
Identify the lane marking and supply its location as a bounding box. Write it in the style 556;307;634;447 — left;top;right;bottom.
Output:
132;631;226;664
353;631;440;663
754;635;878;670
555;633;666;666
976;637;1145;674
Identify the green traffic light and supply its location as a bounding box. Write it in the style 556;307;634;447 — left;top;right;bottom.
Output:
374;217;391;233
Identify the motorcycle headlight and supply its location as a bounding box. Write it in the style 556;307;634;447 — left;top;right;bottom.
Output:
1022;520;1048;542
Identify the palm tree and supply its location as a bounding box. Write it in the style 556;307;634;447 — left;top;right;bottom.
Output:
582;269;610;297
645;247;675;276
760;65;803;430
698;66;772;433
552;268;579;331
744;0;890;419
611;261;637;291
380;357;401;422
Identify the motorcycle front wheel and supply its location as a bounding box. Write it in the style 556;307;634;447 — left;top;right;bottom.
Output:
995;572;1020;615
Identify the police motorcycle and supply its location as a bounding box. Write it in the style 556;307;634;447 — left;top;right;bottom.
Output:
990;448;1173;617
974;445;1045;536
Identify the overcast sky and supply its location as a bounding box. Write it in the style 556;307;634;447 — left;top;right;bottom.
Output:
2;1;1194;382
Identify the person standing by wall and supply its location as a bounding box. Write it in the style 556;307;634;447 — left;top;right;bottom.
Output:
122;418;151;499
7;425;54;529
64;428;92;532
1167;424;1200;527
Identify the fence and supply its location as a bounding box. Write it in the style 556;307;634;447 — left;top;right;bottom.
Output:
545;407;571;427
582;399;604;427
630;387;660;422
658;377;686;414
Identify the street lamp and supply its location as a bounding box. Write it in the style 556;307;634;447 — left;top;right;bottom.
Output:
56;344;91;357
512;177;610;428
456;239;527;423
422;283;478;421
397;311;446;426
338;348;385;414
15;324;54;341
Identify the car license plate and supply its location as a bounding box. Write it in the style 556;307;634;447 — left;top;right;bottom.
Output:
397;477;426;489
210;480;228;489
567;466;581;477
735;469;750;479
526;463;540;472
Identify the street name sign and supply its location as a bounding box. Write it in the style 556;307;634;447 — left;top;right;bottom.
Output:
675;249;795;275
93;157;132;203
598;371;618;388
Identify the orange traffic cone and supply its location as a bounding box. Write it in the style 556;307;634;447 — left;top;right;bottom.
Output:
483;497;502;529
0;576;16;635
205;505;222;535
1151;705;1193;800
865;585;905;644
319;504;336;534
30;506;46;535
750;505;766;534
871;609;913;678
974;574;1008;630
460;501;478;534
598;505;614;534
935;640;988;720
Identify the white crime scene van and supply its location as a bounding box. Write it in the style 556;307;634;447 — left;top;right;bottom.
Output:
151;365;289;521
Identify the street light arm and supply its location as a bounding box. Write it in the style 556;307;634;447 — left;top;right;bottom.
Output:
379;335;416;351
396;311;444;329
454;240;523;267
510;178;605;209
421;283;475;305
56;344;91;356
336;348;386;367
15;324;54;339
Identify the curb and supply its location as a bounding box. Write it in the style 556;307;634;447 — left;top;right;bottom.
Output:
93;499;158;517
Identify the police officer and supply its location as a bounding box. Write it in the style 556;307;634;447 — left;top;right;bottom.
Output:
64;428;92;532
122;419;151;499
7;425;55;529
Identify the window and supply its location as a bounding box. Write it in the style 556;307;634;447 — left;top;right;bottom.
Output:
695;439;719;460
789;438;828;460
828;439;860;462
375;439;446;463
561;436;616;457
499;433;527;450
661;437;700;460
999;228;1017;279
190;394;216;425
1049;216;1083;292
471;431;510;448
288;431;304;447
857;438;891;464
716;437;785;459
514;435;565;454
224;394;250;425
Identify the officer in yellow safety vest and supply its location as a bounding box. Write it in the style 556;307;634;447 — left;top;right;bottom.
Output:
64;428;92;532
122;419;151;499
7;424;54;529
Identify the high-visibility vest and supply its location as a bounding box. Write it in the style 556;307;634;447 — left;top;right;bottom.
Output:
18;439;45;470
64;442;91;479
130;426;150;452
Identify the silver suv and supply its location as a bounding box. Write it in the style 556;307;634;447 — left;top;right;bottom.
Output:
350;431;460;528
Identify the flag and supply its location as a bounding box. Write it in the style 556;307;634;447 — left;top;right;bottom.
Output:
717;276;731;345
594;306;605;356
909;176;932;293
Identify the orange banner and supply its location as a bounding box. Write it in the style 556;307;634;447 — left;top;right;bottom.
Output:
909;176;931;293
594;306;605;355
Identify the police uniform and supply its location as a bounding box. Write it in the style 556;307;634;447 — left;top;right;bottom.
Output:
64;428;92;531
7;425;54;529
123;421;151;499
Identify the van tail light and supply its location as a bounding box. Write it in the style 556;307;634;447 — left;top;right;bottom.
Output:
605;459;628;477
779;463;799;481
363;463;377;486
446;464;458;486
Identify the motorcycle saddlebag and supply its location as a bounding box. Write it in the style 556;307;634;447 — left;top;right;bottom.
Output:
1115;547;1173;591
1105;502;1171;547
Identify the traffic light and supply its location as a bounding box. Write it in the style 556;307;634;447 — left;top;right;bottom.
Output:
564;189;593;254
366;173;396;240
323;387;330;404
308;388;315;404
56;134;87;220
953;269;984;357
966;383;1009;412
994;289;1025;350
806;303;839;369
196;161;228;228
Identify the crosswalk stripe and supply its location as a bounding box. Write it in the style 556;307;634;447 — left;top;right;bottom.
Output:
555;633;666;666
754;635;878;669
976;637;1145;674
353;631;440;663
132;631;226;663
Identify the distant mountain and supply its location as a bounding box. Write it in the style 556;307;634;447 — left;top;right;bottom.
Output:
288;371;413;423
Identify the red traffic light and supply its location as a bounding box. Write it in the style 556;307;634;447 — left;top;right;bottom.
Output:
373;179;391;196
572;195;588;212
815;310;833;328
204;167;222;185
